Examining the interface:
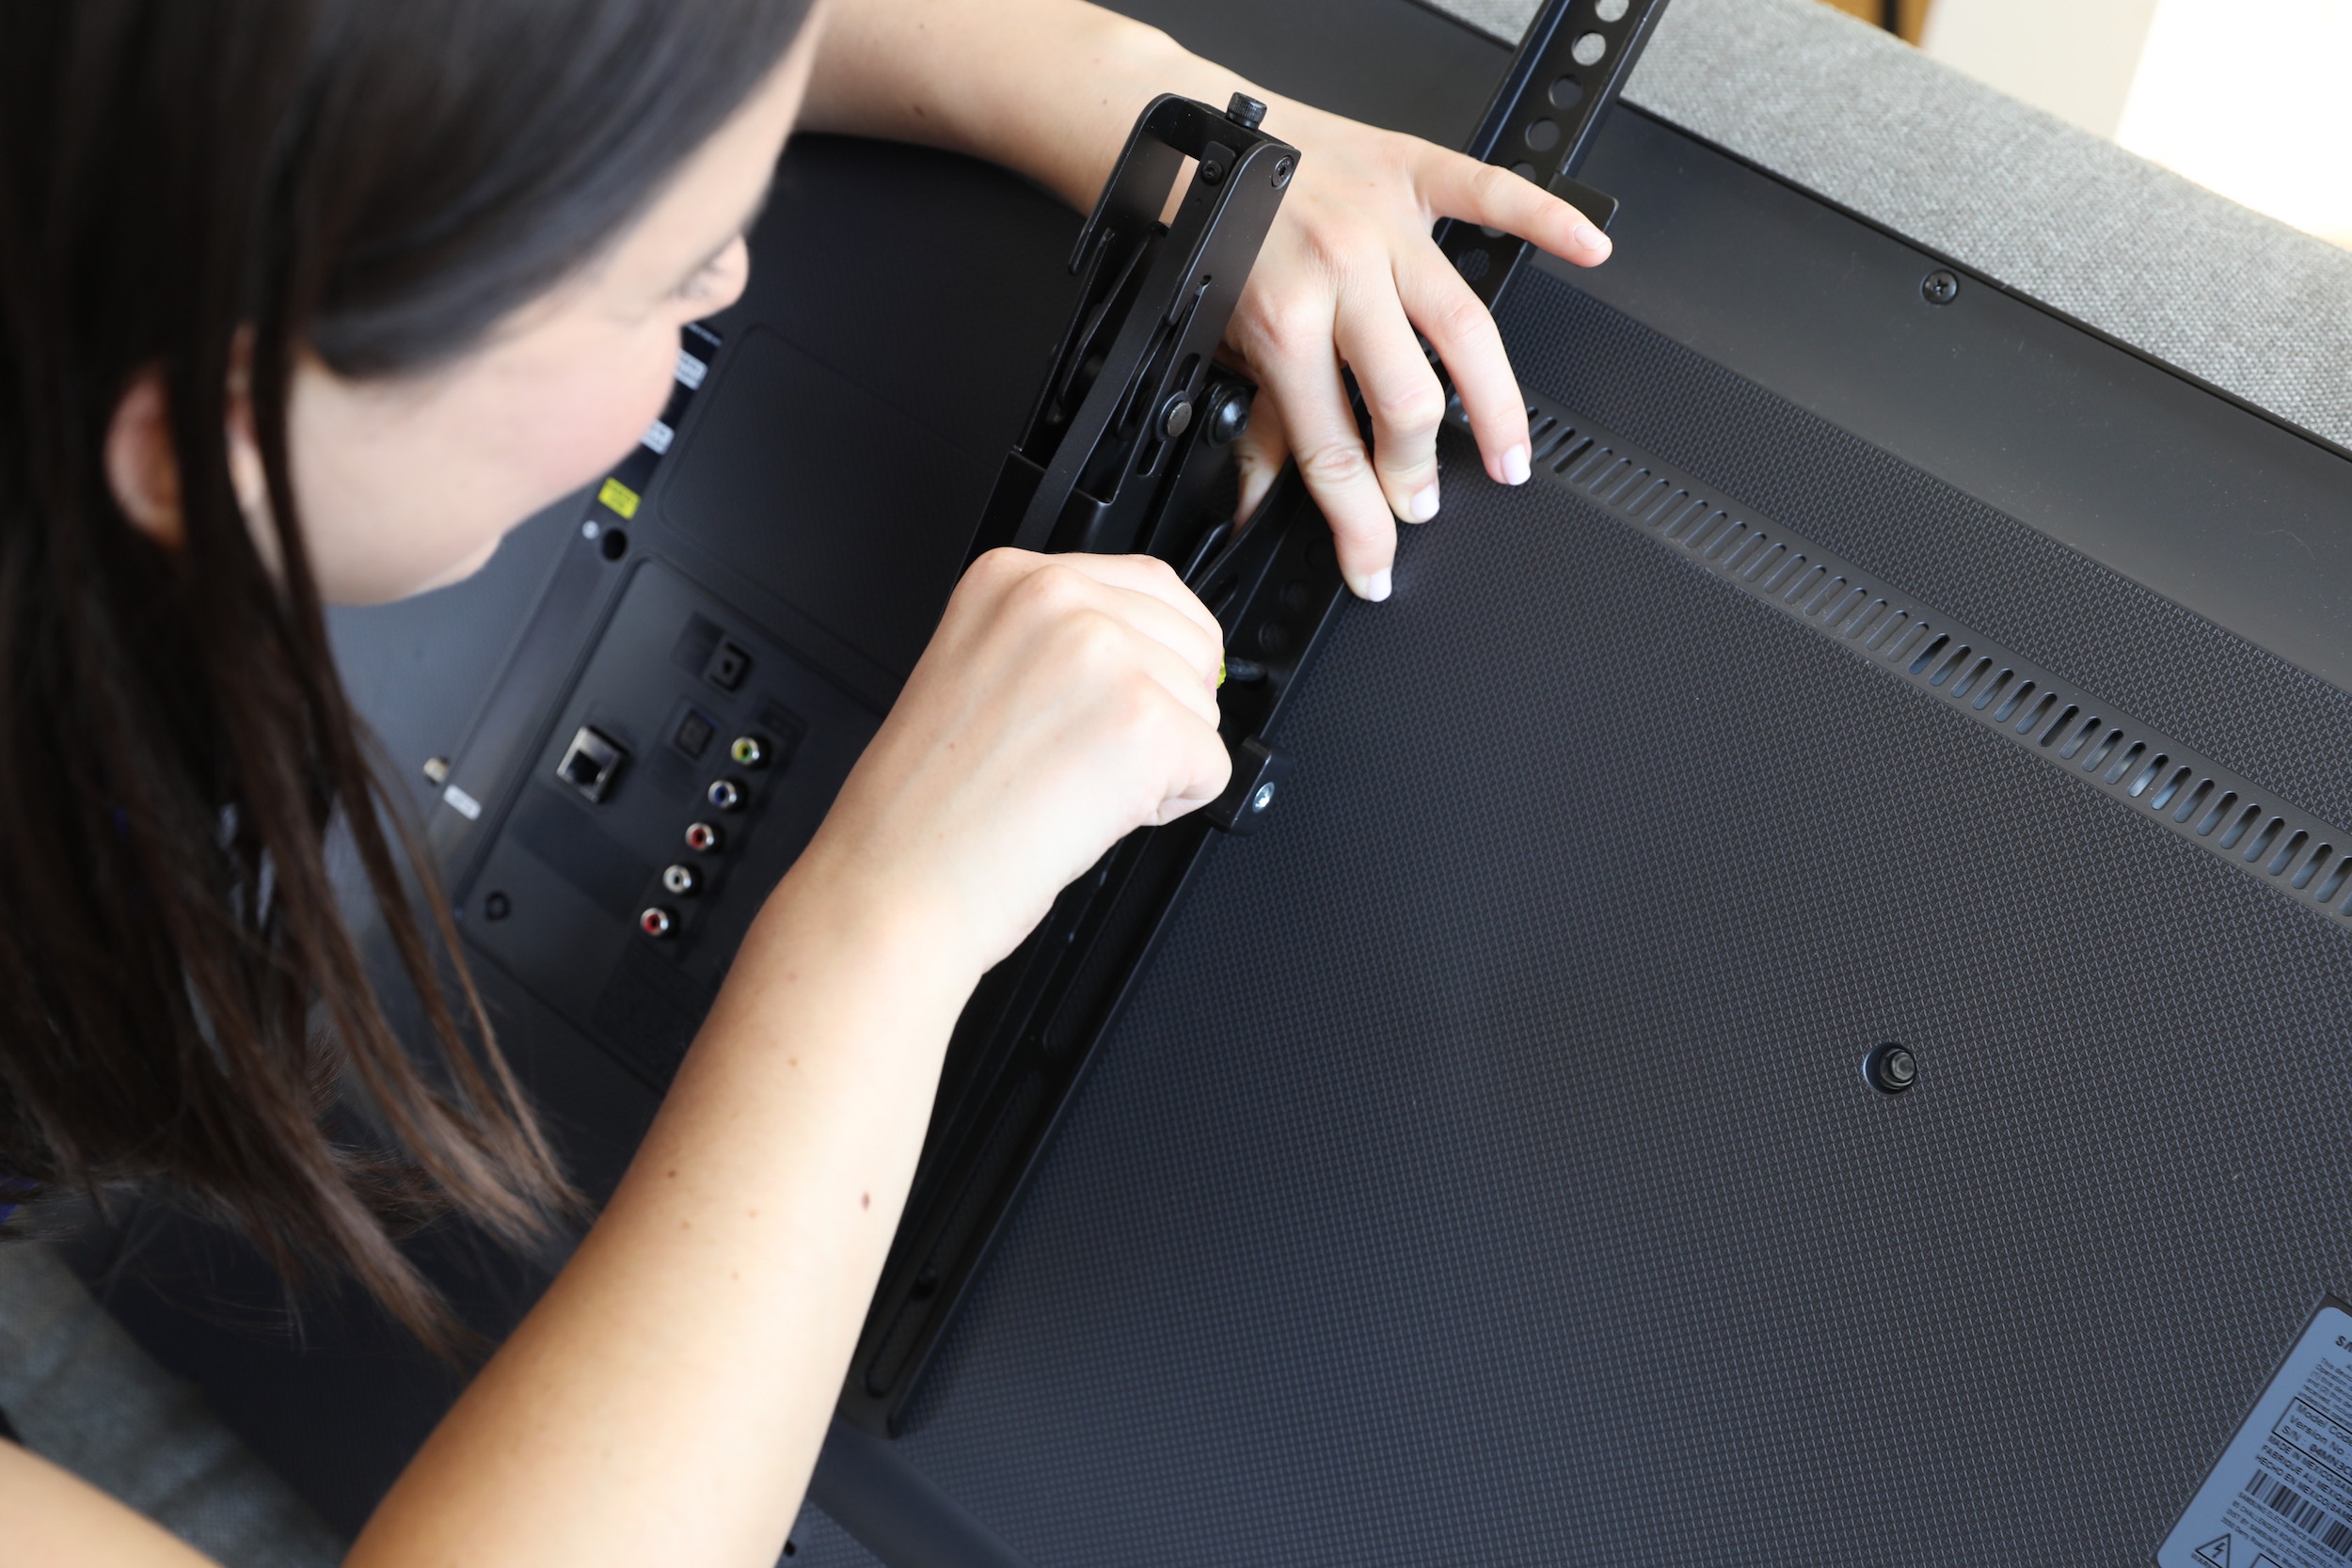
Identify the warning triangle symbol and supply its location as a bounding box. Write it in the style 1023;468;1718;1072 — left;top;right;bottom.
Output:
2195;1534;2232;1568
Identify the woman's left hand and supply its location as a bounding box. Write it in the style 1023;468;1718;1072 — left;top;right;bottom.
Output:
1219;96;1613;601
804;0;1613;601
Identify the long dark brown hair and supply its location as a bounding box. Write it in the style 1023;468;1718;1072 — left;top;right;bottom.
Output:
0;0;812;1348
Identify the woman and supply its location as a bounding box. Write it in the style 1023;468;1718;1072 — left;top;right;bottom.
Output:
0;0;1609;1560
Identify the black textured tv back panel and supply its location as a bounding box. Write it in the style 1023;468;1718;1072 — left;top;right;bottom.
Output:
1507;393;2352;923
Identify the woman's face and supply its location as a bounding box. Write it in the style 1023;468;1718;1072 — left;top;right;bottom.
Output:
285;26;818;605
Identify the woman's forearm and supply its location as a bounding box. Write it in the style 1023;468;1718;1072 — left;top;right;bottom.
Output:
803;0;1278;211
346;858;978;1568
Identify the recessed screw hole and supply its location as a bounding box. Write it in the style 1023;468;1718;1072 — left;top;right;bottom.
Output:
1863;1042;1915;1095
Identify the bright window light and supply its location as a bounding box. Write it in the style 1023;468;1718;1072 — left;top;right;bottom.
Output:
2116;0;2352;247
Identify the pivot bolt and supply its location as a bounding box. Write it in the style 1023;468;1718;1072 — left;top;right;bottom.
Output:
1159;395;1195;440
1922;269;1961;306
1226;92;1267;131
1205;387;1252;445
639;907;676;939
1199;160;1226;186
1272;156;1295;189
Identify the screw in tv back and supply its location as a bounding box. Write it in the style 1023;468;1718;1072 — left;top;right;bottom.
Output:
1862;1042;1916;1094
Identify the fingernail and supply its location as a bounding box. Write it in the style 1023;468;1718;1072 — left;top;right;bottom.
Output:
1573;221;1610;256
1357;568;1392;603
1407;483;1439;523
1502;444;1531;485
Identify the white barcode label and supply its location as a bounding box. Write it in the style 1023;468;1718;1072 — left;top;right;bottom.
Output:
2161;1304;2352;1568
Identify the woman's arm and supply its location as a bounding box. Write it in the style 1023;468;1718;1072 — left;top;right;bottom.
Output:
335;551;1231;1568
802;0;1616;602
0;1444;215;1567
8;543;1226;1568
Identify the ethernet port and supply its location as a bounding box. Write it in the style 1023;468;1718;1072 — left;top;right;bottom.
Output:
557;725;627;802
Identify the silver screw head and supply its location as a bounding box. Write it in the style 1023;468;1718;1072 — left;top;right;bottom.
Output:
1250;782;1277;813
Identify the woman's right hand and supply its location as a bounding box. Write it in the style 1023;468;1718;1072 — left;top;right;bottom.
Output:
790;547;1233;976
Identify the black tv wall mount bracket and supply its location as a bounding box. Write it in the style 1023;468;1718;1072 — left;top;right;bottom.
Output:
842;0;1668;1436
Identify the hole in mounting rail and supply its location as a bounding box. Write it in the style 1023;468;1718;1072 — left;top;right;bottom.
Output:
2166;775;2210;822
1976;670;2016;713
1929;644;1973;688
2295;845;2334;890
2052;711;2092;755
1907;634;1951;676
1865;612;1910;653
2022;693;2062;738
2320;856;2352;904
2095;733;2135;779
2252;819;2291;869
2217;804;2262;850
1950;657;1994;700
2126;752;2169;798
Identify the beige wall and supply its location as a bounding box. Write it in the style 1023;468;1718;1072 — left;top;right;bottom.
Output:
1813;0;1933;43
1915;0;2352;248
1920;0;2162;137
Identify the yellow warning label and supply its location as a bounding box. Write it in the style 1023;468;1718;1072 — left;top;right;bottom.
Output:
596;477;641;519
